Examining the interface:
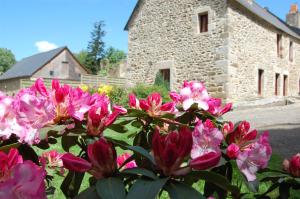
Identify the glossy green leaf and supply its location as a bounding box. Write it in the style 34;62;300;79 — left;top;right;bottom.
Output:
126;178;169;199
61;135;78;152
122;168;158;180
165;181;205;199
108;124;128;133
75;187;99;199
126;146;155;165
186;170;240;196
96;177;126;199
0;142;20;153
61;171;85;198
39;125;67;140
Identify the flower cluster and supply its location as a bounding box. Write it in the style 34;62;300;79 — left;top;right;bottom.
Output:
283;153;300;177
0;78;126;144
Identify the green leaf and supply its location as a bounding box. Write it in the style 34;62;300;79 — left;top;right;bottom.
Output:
126;146;155;165
127;109;147;117
96;177;126;199
0;142;20;153
61;171;85;198
122;168;158;180
247;179;259;193
18;144;39;164
165;181;205;199
61;135;79;152
39;125;67;140
108;124;128;133
75;187;99;199
186;170;240;196
126;178;169;199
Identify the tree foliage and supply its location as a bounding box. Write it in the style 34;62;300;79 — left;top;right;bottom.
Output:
104;47;126;65
0;48;16;74
75;50;88;66
85;21;106;74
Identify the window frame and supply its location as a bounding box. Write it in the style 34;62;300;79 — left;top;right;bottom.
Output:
258;69;264;95
289;41;294;62
198;12;208;33
277;34;283;58
49;70;54;76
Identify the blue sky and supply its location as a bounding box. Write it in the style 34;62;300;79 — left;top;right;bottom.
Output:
0;0;299;60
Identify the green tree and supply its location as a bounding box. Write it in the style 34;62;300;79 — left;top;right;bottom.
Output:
75;50;88;66
85;21;106;74
0;48;16;74
104;47;126;65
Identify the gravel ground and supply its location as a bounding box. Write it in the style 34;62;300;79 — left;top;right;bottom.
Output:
224;103;300;158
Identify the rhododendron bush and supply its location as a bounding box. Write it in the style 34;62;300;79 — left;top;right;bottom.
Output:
0;79;299;199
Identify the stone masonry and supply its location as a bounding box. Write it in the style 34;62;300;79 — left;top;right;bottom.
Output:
126;0;300;103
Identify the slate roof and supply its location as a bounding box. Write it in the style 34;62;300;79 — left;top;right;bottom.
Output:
124;0;300;40
0;46;66;81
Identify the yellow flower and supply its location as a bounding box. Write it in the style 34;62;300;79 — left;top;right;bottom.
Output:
80;84;89;92
98;85;113;95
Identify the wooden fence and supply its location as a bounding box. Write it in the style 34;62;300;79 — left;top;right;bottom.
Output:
81;74;128;87
20;78;81;89
20;75;128;89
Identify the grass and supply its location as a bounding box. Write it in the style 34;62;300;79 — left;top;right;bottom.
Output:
37;124;299;199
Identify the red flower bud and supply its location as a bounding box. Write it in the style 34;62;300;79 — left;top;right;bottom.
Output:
227;143;240;159
152;127;192;176
88;139;117;179
289;154;300;177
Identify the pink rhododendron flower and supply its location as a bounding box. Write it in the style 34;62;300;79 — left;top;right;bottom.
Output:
87;97;127;136
222;121;234;137
227;121;257;146
190;120;223;170
117;153;137;169
0;161;46;199
129;93;140;109
152;127;193;176
0;149;23;182
129;93;177;117
62;138;117;179
68;87;91;121
283;153;300;177
207;98;232;117
40;150;64;175
13;87;56;129
171;81;210;111
236;132;272;181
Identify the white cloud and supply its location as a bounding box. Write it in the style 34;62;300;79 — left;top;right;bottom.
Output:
35;41;58;52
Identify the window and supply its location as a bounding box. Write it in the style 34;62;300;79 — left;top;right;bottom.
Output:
299;78;300;94
49;71;54;76
159;69;170;83
277;34;283;58
62;61;69;64
275;73;280;96
289;41;294;62
198;13;208;33
258;69;264;95
283;75;288;96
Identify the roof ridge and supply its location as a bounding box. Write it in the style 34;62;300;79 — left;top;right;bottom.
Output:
19;46;66;61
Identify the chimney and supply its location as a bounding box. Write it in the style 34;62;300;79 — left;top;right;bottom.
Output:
286;3;300;28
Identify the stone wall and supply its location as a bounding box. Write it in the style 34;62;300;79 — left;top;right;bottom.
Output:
33;49;88;81
0;78;20;96
227;0;300;102
127;0;229;98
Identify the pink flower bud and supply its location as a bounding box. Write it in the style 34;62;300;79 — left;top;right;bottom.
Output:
227;143;240;159
282;159;290;172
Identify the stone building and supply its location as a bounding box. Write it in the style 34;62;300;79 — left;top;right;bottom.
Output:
0;46;88;94
125;0;300;103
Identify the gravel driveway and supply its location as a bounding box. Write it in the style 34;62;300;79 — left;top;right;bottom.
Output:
224;103;300;158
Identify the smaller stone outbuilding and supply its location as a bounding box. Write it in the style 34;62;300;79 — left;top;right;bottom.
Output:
0;46;88;94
